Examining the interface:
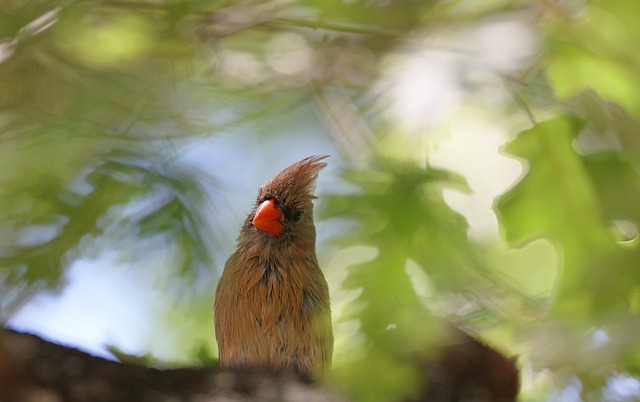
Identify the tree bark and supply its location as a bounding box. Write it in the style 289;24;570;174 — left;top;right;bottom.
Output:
0;327;518;402
0;328;343;402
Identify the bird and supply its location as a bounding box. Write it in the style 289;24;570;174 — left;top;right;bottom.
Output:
214;155;333;375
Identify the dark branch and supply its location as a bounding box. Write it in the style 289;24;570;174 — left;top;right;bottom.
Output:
0;328;342;402
0;326;518;402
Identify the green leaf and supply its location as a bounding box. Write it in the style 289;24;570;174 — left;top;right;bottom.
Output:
497;115;606;246
496;115;640;318
324;158;498;401
545;0;640;118
547;40;640;115
583;152;640;227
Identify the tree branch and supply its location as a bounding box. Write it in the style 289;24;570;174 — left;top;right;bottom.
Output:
0;326;518;402
0;328;342;402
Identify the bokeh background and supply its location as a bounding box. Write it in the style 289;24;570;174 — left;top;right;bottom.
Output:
3;1;640;401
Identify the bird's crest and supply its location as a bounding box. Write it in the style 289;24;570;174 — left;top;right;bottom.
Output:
261;155;328;201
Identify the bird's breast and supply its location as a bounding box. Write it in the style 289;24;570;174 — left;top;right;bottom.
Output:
244;262;307;333
215;251;331;373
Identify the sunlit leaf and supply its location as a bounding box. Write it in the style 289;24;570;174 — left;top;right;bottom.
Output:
497;116;603;246
498;115;640;314
545;0;640;118
324;157;518;401
547;40;640;115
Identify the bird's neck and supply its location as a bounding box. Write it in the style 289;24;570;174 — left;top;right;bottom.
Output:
235;228;318;270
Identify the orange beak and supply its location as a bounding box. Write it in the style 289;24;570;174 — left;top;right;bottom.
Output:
252;199;282;235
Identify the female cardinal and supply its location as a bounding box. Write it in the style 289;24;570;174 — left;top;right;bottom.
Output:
214;155;333;374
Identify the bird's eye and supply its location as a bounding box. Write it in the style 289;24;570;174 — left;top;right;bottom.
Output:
291;209;304;222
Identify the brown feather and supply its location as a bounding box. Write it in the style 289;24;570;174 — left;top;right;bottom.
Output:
214;156;333;374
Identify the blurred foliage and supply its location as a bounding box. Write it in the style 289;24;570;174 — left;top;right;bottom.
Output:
3;0;640;401
323;161;529;401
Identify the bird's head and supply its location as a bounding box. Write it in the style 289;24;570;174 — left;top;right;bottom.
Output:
249;155;328;243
